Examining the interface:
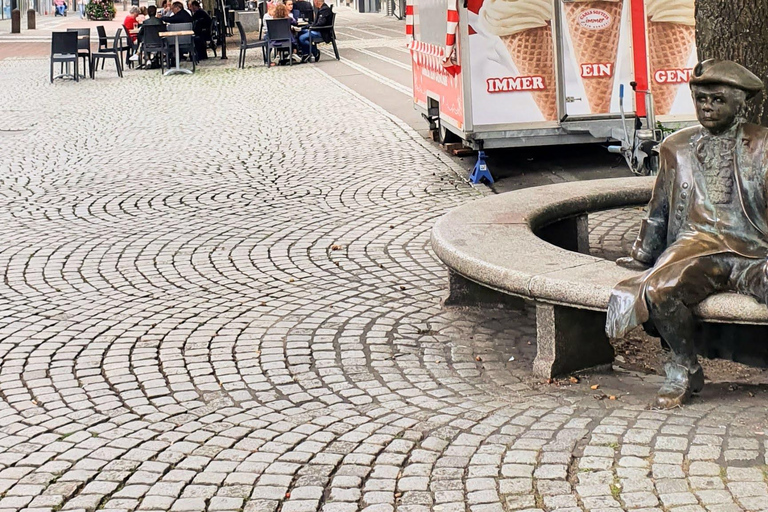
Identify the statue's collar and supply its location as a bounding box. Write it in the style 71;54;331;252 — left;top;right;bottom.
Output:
700;122;741;141
691;123;744;151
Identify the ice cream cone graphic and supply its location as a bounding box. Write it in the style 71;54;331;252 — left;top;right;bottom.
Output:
563;0;622;114
479;0;558;121
500;26;558;120
646;0;695;115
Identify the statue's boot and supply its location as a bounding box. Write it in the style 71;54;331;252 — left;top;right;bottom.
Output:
655;361;704;409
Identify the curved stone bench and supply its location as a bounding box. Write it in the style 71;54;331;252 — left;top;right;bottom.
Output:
431;177;768;378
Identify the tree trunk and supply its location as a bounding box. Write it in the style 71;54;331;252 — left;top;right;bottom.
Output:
695;0;768;125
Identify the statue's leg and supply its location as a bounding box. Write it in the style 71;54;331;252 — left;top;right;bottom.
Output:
646;296;704;408
733;257;768;304
644;255;730;408
648;298;698;368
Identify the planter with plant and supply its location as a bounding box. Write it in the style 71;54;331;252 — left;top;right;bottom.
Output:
85;0;115;20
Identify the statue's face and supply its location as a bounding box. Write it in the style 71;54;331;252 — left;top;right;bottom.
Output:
691;84;743;135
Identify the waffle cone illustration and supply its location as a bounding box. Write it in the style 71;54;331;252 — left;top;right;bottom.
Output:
648;21;695;115
563;1;622;113
501;25;558;121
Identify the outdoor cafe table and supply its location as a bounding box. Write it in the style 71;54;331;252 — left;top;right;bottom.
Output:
293;20;308;35
159;30;195;76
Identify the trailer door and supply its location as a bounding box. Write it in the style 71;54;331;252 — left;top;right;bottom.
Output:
466;0;560;126
557;0;634;117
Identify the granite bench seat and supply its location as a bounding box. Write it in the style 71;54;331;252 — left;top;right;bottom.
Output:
431;177;768;377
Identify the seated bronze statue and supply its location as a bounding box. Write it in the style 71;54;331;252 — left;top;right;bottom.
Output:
606;59;767;409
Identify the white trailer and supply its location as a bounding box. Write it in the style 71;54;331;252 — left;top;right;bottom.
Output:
406;0;698;165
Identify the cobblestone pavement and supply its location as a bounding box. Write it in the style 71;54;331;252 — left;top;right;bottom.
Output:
2;49;768;512
589;209;643;262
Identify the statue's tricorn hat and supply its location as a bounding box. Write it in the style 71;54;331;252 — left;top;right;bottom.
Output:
690;59;764;98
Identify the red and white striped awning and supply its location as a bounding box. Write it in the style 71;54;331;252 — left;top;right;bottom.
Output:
406;0;458;62
407;40;445;72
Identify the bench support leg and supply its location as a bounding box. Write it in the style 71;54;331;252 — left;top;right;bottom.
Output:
533;304;614;378
443;270;526;309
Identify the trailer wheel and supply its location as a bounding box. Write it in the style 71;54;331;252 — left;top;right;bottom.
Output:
438;121;460;145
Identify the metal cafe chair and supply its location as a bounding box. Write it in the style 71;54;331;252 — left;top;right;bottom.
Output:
98;24;133;68
50;31;79;83
66;28;91;78
236;20;266;68
142;24;169;73
168;22;197;70
308;8;339;61
123;32;139;69
257;0;265;39
90;28;124;78
265;18;293;66
96;25;110;53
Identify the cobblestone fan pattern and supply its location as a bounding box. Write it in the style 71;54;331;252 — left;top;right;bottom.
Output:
1;60;768;512
588;208;644;262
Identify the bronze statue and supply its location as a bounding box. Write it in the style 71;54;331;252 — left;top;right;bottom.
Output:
606;59;767;409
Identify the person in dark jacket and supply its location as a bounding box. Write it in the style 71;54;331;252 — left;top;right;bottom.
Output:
137;5;164;42
162;1;193;24
134;5;165;66
161;2;194;63
298;0;331;61
190;0;212;60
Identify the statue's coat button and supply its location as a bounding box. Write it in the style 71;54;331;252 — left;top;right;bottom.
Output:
682;182;689;189
681;192;687;199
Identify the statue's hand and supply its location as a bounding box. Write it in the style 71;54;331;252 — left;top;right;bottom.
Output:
616;256;651;271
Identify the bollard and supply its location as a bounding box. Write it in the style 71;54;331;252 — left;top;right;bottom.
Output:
11;8;20;33
27;8;35;30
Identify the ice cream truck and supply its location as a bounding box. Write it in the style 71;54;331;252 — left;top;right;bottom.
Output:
406;0;698;174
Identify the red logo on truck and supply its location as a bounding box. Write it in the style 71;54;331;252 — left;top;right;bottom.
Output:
581;63;613;78
486;76;546;93
578;9;612;30
654;68;693;84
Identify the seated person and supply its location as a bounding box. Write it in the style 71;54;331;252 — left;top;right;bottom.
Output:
160;0;173;17
285;0;299;29
137;5;163;42
262;2;276;38
162;1;193;23
272;4;292;27
298;0;331;62
190;0;212;60
272;3;301;62
162;1;195;63
137;6;148;23
133;5;165;65
124;6;140;42
54;0;67;16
